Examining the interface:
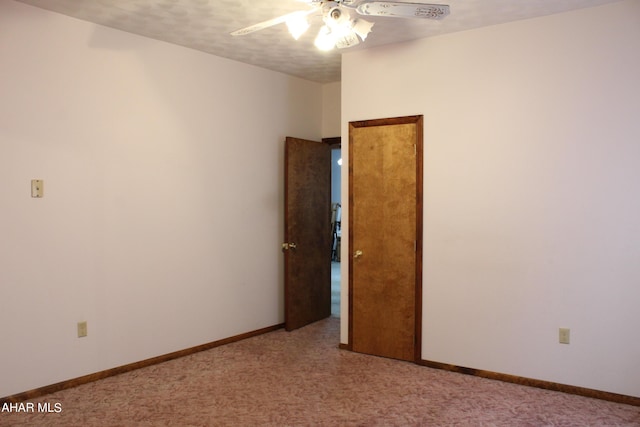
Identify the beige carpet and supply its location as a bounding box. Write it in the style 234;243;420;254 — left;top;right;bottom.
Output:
1;317;638;426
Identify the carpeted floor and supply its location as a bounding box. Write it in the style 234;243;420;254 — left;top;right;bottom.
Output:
1;317;638;426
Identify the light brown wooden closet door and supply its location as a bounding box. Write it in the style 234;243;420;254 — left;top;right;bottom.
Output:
349;116;423;362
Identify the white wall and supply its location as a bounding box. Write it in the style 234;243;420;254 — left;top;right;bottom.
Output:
322;81;341;138
341;0;640;398
0;1;322;397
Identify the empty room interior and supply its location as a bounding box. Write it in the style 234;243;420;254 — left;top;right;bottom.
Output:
1;0;639;424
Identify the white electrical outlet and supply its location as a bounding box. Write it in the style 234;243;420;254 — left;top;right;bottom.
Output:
559;328;570;344
31;179;44;198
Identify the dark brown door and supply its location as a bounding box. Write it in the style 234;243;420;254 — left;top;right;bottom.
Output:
284;136;332;331
349;116;423;362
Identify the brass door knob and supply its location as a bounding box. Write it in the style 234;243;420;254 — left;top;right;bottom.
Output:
282;242;298;252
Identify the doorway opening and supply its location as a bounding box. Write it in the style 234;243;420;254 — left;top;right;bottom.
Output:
330;146;342;317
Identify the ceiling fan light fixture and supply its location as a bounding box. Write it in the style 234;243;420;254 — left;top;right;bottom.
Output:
286;12;310;40
352;19;374;41
325;6;351;30
314;25;336;51
231;2;451;53
335;31;360;49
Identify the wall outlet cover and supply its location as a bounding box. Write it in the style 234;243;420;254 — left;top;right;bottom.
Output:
31;179;44;198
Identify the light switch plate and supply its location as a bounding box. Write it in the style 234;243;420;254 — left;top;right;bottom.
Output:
31;179;43;198
77;321;87;338
559;328;570;344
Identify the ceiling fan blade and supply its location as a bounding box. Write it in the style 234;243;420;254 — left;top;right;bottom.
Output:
231;8;317;36
355;2;450;20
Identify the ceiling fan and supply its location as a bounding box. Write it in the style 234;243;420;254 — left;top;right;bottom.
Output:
231;1;450;51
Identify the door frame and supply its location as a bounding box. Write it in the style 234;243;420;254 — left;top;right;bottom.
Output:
347;115;423;362
323;137;341;147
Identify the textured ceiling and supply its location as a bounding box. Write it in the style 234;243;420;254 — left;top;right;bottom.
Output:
15;0;622;83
